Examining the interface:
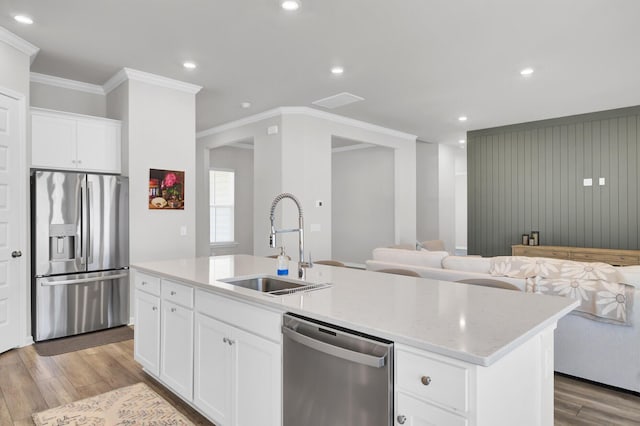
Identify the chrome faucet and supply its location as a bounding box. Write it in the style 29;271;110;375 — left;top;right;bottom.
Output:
269;193;310;278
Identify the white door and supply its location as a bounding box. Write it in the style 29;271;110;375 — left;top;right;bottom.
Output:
134;290;161;376
0;94;21;354
234;327;281;426
76;119;120;173
160;300;194;401
194;313;233;425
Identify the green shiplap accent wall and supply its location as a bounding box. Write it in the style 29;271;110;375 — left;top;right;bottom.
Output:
467;106;640;256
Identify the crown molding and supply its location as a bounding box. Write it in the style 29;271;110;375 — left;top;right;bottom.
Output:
281;107;417;141
197;106;417;141
30;72;105;95
103;67;202;95
331;143;375;153
196;108;282;139
0;26;39;62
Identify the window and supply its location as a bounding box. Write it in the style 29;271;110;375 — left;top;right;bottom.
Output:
210;170;235;243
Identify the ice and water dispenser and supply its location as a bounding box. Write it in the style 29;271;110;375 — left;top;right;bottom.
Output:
48;224;76;261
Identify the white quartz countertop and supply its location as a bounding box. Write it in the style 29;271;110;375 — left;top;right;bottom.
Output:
132;255;579;367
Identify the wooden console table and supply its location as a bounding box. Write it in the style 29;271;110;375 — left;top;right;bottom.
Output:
511;245;640;266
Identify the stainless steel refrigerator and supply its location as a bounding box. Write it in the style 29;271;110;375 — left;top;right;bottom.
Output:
31;170;129;341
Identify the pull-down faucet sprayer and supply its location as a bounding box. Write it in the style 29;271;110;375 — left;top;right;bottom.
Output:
269;193;310;278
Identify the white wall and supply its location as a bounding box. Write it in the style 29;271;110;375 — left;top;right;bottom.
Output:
126;80;197;263
209;146;254;255
332;145;395;264
196;108;416;262
455;148;468;252
438;144;468;254
30;82;106;117
196;115;282;257
416;141;440;241
438;145;456;253
0;42;30;95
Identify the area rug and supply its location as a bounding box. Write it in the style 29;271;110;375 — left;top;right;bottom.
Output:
32;382;194;425
34;326;134;356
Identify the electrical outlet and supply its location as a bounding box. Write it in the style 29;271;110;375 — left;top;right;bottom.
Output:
267;125;279;135
310;224;321;232
583;178;593;187
180;225;187;236
599;177;606;186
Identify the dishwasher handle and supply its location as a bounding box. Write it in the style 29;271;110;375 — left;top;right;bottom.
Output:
282;326;386;368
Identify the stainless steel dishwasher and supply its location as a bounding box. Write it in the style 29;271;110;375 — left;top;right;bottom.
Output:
282;313;393;426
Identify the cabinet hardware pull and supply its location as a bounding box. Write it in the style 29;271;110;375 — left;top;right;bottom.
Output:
171;307;177;312
141;281;147;285
11;250;22;258
397;415;407;424
223;337;228;343
152;306;157;311
421;375;432;386
170;291;176;295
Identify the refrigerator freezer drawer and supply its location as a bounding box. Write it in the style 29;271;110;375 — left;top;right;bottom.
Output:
34;270;130;341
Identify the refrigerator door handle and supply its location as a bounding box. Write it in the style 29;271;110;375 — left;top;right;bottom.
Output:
40;272;128;286
87;181;93;265
80;178;87;265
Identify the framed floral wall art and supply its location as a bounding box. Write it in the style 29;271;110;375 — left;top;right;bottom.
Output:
149;169;185;210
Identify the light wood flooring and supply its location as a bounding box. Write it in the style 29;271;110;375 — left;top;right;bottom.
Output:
0;339;212;425
0;339;639;425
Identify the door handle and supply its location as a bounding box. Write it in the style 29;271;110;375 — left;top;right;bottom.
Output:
40;272;128;286
11;250;22;258
282;326;387;368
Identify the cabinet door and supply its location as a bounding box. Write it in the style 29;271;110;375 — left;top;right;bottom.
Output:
134;290;160;376
161;300;194;401
76;119;121;173
194;313;233;425
233;327;281;426
31;113;77;169
396;392;467;426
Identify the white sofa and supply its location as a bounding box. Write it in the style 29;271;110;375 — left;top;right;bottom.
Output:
366;247;640;392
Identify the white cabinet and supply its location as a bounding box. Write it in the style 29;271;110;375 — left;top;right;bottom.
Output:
31;107;121;173
233;325;281;426
134;271;161;376
396;392;467;426
194;290;282;426
160;281;194;401
395;326;556;426
194;314;233;424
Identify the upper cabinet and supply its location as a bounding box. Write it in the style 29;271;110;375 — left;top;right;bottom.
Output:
31;107;122;174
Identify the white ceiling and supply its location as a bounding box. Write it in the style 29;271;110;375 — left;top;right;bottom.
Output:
2;0;640;144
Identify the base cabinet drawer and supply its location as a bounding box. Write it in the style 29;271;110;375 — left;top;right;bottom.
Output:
396;347;469;413
396;392;468;426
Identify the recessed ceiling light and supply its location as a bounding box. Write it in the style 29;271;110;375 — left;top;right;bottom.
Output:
281;0;300;11
331;66;344;75
14;15;33;25
241;102;251;109
458;116;468;122
459;139;466;144
183;62;197;69
520;67;534;76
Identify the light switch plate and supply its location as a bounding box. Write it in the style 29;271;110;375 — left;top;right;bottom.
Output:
315;200;323;207
583;178;593;187
180;225;187;236
267;125;279;135
599;177;606;186
310;224;321;232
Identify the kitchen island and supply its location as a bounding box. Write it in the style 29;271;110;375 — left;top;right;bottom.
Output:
132;255;578;426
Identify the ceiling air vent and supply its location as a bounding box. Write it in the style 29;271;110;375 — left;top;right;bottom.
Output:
312;92;364;109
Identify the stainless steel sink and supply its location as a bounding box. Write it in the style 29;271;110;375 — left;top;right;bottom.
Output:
220;275;329;296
